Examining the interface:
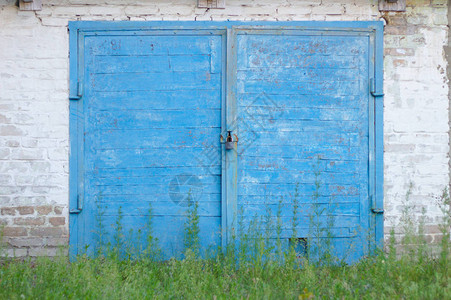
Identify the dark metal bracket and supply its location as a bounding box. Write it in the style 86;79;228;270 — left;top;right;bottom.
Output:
371;208;384;214
370;78;384;97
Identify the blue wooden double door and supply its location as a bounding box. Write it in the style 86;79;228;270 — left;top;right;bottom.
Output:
70;23;383;262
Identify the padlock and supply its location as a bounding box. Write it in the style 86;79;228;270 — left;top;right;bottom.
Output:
225;131;234;150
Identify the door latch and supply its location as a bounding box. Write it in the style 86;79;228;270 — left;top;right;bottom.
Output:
371;208;384;214
69;194;83;214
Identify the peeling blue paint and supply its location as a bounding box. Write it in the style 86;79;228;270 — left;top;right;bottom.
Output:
69;21;383;262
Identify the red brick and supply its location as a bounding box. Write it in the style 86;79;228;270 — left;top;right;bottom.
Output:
36;206;52;215
7;237;43;247
424;225;442;234
46;237;69;247
49;217;65;226
1;207;16;216
393;59;407;67
17;206;34;215
30;227;65;237
384;25;417;36
2;227;27;237
3;248;28;257
423;234;434;244
13;217;45;226
29;247;67;257
54;206;63;215
385;15;407;26
431;234;445;243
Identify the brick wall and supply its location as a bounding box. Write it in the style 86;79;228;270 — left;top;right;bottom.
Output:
382;0;449;246
0;0;449;257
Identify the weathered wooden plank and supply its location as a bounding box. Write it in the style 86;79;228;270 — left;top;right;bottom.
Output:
90;109;221;130
239;80;360;96
238;171;359;185
239;145;361;161
233;120;361;133
243;55;359;70
237;183;360;197
237;94;362;109
87;128;220;151
92;166;222;178
238;202;360;217
92;54;211;73
89;90;221;111
86;35;220;56
95;182;220;196
100;200;222;217
93;173;220;186
238;67;358;81
239;34;368;57
236;215;359;229
236;170;352;183
90;72;220;92
236;195;361;204
87;151;221;169
237;131;361;146
241;106;363;121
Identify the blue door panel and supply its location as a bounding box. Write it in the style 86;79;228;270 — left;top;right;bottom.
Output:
70;22;383;262
79;32;224;259
235;31;370;263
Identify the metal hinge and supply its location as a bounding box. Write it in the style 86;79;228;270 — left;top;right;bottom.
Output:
371;208;384;214
69;194;83;214
69;81;82;100
370;78;384;97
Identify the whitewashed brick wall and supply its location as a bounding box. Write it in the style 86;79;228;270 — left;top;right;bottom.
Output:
0;0;448;256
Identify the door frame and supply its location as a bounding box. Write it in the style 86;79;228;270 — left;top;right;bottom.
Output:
69;21;384;258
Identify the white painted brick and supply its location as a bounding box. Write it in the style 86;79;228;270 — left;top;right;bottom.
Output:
344;4;375;16
90;6;124;16
47;148;68;161
53;6;91;16
241;5;276;15
311;4;344;15
277;6;312;15
0;148;10;159
124;5;158;16
158;4;194;16
10;148;47;161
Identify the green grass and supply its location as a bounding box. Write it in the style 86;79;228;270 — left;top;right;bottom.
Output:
0;248;449;299
1;184;450;299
